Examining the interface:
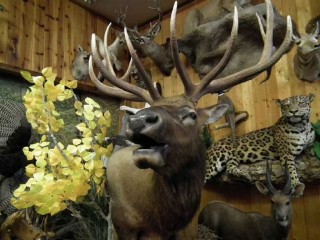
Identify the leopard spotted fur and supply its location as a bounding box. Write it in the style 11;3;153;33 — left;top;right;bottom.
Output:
206;94;315;190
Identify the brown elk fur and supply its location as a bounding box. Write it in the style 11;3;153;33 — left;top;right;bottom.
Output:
107;96;228;239
88;0;293;238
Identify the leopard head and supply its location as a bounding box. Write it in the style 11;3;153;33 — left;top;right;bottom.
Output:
276;93;315;123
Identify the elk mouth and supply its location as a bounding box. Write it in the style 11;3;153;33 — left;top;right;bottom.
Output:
129;134;168;169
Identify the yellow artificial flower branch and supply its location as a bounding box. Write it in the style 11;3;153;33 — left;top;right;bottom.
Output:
12;68;113;215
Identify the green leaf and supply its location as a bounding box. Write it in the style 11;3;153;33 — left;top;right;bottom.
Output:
312;141;320;160
21;70;33;83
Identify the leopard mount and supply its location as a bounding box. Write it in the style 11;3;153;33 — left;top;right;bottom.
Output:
206;94;320;193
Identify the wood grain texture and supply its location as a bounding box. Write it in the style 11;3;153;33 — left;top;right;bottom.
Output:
130;1;320;239
0;0;112;92
0;0;319;239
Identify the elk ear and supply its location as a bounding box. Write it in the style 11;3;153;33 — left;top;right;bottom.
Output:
198;103;229;126
255;181;270;195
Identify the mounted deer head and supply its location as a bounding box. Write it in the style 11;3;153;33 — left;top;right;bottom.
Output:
118;0;174;76
293;21;320;82
70;26;128;81
89;0;292;238
199;161;303;240
71;46;91;81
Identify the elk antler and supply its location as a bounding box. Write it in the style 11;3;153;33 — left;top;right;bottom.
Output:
199;0;292;98
90;0;292;105
170;0;292;101
89;23;162;103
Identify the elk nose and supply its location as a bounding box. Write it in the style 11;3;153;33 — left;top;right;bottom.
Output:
128;111;160;133
146;114;159;124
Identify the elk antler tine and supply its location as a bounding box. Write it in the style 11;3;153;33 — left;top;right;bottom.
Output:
124;27;161;101
170;1;195;96
88;55;144;101
120;58;133;81
201;1;293;95
266;160;277;194
282;161;292;194
91;33;154;103
258;0;274;63
256;13;266;41
193;7;239;100
104;23;117;76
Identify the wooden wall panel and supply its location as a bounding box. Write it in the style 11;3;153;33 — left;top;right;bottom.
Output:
0;0;111;91
0;0;319;239
128;0;320;239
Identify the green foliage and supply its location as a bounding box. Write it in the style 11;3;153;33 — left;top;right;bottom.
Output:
201;125;214;149
312;120;320;160
312;120;320;159
11;68;113;216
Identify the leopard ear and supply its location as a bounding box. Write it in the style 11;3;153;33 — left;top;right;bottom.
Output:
275;99;281;106
308;93;315;102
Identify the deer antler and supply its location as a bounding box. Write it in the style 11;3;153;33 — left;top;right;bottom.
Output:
266;160;277;194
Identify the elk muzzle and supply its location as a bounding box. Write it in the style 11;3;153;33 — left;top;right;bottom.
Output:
126;108;168;169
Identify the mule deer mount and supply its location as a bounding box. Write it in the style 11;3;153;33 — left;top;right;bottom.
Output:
293;21;320;82
178;2;296;80
88;0;292;238
70;27;127;81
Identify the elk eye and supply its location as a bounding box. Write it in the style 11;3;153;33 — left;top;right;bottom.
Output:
270;200;275;204
189;112;197;120
286;201;290;205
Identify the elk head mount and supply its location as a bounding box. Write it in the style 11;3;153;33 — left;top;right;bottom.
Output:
89;0;292;238
179;2;296;80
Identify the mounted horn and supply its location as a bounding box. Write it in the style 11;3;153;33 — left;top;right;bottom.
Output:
282;162;292;195
266;160;277;195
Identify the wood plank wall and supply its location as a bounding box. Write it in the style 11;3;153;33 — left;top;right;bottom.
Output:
0;0;320;239
0;0;113;91
129;0;320;239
